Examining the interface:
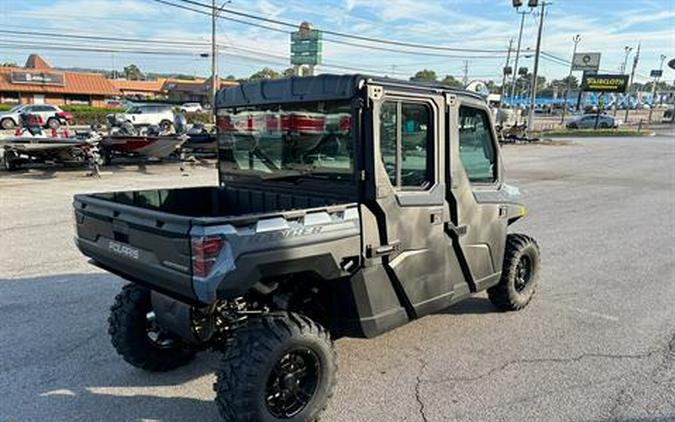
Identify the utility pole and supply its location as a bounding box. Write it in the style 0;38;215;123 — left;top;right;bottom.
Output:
498;39;514;124
648;54;667;122
527;1;547;133
211;0;218;122
462;60;469;87
624;42;640;124
561;34;581;124
620;46;632;74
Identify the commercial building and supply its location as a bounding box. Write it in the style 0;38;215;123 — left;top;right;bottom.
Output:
111;79;167;100
0;54;119;106
163;77;238;105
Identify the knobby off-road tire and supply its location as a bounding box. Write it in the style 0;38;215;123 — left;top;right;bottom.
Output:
488;233;541;311
214;312;337;422
108;284;196;372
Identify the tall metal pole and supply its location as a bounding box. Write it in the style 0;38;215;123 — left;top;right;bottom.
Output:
462;60;469;87
620;46;632;74
498;39;514;124
624;42;640;125
509;11;527;107
648;54;667;123
561;34;581;124
527;1;546;133
211;0;218;121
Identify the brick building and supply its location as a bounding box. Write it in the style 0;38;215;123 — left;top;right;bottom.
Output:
0;54;119;106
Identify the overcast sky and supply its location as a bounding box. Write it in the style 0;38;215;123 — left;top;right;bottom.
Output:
1;0;673;84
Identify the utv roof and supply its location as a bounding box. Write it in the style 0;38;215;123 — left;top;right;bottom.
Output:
216;74;485;108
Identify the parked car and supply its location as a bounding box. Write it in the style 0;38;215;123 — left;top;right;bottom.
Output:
109;104;176;130
566;114;619;129
179;102;204;113
0;104;73;130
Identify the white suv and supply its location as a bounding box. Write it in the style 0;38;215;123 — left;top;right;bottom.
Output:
0;104;74;130
180;102;203;113
113;104;175;129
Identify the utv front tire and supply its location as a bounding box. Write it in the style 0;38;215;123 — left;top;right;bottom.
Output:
108;284;196;371
488;234;540;311
214;312;337;422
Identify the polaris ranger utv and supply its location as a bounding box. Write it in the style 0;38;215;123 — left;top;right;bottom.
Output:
73;75;540;421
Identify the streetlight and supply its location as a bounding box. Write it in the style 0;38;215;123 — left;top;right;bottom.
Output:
560;34;581;124
526;0;548;134
620;46;633;74
509;0;538;125
648;54;667;122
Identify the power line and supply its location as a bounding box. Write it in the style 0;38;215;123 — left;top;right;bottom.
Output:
162;0;508;54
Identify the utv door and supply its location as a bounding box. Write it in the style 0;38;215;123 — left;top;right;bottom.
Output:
367;87;464;317
446;95;508;291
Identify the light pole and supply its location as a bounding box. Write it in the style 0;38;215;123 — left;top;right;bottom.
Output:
620;46;633;74
648;54;667;122
510;1;538;128
527;0;548;133
561;34;581;124
498;38;514;126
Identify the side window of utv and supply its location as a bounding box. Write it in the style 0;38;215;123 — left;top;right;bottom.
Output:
379;100;433;189
458;106;496;183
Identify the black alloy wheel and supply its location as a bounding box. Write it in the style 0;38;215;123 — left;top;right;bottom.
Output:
265;348;321;418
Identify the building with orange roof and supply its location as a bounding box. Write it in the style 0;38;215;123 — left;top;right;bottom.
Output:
0;54;120;106
163;77;237;105
111;78;167;100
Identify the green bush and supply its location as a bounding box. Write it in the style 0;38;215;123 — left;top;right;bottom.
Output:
0;104;13;111
185;112;212;124
61;105;125;113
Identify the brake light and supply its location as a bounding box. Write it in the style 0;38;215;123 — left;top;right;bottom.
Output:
57;112;73;120
191;236;224;277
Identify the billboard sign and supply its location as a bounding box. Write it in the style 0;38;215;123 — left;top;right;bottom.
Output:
581;74;629;93
11;71;65;86
572;53;601;72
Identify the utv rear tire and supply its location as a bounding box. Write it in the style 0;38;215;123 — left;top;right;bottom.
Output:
488;234;540;311
108;284;196;372
214;312;337;422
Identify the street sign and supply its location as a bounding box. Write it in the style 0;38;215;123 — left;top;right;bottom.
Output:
572;53;601;72
581;74;629;93
290;22;322;67
650;69;663;78
503;66;512;75
518;67;528;76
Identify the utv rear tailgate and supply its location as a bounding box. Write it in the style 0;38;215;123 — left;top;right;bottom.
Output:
73;194;196;302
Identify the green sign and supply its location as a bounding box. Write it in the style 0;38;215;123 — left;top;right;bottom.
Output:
581;74;629;93
290;23;323;66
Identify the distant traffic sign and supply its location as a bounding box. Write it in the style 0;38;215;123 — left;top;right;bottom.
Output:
572;53;601;72
650;69;663;78
581;74;629;93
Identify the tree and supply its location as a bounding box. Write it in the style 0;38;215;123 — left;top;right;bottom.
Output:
123;64;144;80
225;74;236;80
410;69;438;82
282;67;296;77
249;67;281;81
0;61;17;67
440;75;463;88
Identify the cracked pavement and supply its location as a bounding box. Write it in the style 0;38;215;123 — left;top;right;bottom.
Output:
1;135;674;421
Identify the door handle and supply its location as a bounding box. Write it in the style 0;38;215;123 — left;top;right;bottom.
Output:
446;223;467;237
367;240;401;258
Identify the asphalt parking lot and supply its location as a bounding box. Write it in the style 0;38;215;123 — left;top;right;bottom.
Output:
1;135;673;422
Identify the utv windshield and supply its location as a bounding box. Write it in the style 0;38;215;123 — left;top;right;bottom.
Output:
217;101;354;180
